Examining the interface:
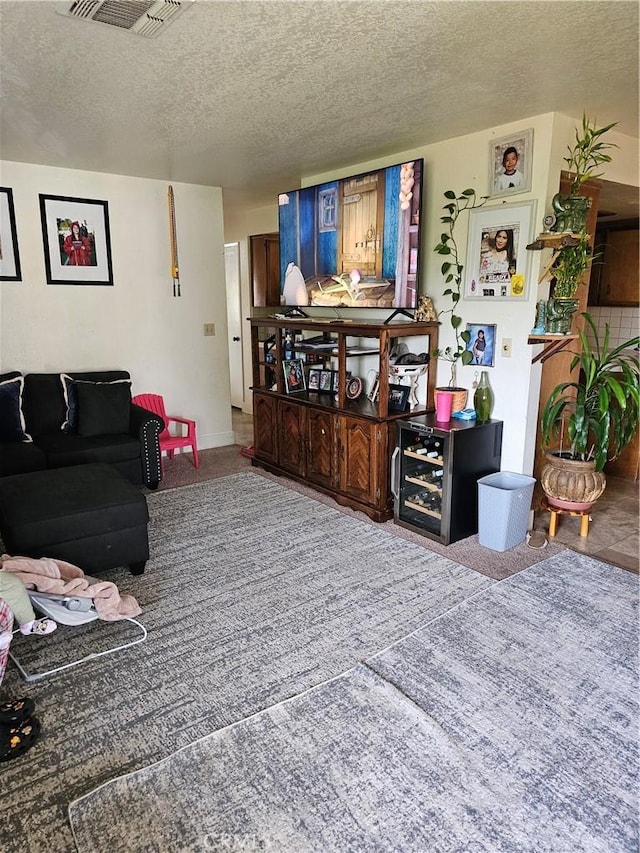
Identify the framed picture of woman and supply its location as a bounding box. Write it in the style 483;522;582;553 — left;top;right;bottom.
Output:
465;200;536;300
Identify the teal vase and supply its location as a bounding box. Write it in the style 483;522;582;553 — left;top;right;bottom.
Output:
474;371;493;422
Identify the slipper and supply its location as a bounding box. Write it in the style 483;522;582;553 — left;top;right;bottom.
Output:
526;530;548;550
0;697;35;726
0;716;41;762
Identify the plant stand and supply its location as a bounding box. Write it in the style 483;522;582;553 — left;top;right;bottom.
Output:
542;498;591;538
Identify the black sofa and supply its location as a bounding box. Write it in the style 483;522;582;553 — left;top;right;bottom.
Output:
0;371;164;489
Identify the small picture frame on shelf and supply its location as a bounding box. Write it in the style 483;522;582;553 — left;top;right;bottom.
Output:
319;370;333;393
331;370;350;394
307;368;321;391
388;383;411;413
283;358;306;393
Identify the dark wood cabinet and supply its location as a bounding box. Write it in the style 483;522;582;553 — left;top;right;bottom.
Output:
250;233;280;307
249;318;439;521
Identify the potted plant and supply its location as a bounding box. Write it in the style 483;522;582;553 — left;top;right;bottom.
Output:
433;188;487;410
551;113;618;234
540;313;639;509
545;232;592;333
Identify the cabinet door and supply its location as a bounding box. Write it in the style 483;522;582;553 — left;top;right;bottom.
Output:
599;229;639;306
278;399;306;476
253;393;278;464
250;233;280;308
338;416;384;506
307;408;336;488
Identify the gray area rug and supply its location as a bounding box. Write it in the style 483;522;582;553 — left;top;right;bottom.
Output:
0;472;490;853
68;552;639;853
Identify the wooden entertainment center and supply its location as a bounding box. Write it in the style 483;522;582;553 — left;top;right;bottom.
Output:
249;317;439;521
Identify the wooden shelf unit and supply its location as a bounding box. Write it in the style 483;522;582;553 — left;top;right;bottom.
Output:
249;317;439;522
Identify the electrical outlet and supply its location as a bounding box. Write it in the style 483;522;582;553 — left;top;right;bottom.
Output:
203;323;216;337
502;338;512;358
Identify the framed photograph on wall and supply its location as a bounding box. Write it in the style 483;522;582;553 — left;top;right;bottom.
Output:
488;128;533;198
465;200;536;301
0;187;22;281
283;358;306;393
39;194;114;286
465;323;496;367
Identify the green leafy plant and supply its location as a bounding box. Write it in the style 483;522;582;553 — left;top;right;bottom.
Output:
551;232;592;298
541;314;640;472
564;114;618;195
433;188;487;386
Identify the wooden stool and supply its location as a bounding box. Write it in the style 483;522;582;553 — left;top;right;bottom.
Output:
541;498;591;538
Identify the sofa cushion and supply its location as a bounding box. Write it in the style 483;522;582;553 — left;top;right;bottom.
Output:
23;372;130;438
0;373;32;443
0;441;47;476
60;374;131;433
76;382;131;437
36;432;141;469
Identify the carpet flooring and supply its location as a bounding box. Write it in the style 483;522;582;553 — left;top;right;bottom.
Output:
1;473;492;853
68;552;639;852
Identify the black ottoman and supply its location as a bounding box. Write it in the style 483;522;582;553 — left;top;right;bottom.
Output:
0;464;149;575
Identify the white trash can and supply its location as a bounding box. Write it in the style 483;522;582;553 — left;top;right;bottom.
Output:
477;472;536;551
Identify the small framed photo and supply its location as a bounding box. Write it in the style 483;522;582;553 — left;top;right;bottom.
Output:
388;383;410;413
39;194;114;286
283;358;306;393
319;370;333;393
465;200;536;301
0;187;22;281
308;368;321;391
466;324;496;367
488;129;533;198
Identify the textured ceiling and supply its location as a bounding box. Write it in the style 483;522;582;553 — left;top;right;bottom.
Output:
0;0;638;209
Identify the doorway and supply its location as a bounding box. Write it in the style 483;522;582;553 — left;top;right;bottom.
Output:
224;242;243;409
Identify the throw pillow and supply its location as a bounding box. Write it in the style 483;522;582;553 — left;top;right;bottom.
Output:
60;374;131;433
76;382;132;438
0;374;33;443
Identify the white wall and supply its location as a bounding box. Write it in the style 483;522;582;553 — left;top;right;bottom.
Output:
224;201;279;414
0;160;233;448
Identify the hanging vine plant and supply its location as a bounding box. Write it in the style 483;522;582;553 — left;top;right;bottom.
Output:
433;188;488;387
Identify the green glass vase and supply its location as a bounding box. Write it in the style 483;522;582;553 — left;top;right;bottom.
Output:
474;371;493;423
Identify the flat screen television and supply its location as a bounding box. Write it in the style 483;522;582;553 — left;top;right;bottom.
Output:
278;158;423;311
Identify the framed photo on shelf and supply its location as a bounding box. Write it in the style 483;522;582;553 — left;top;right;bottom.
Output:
283;358;306;393
319;369;333;393
466;323;496;367
0;187;21;281
307;368;321;391
39;194;114;286
388;383;411;413
488;128;533;198
465;200;536;301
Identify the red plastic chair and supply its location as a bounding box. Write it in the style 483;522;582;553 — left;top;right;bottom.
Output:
132;393;199;471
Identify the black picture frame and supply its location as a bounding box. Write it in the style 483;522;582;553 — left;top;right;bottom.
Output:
39;194;114;286
388;383;411;412
0;187;22;281
307;368;322;391
283;358;306;393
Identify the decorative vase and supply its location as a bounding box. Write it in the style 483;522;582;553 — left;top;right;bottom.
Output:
473;371;493;422
551;194;591;234
546;297;579;334
540;451;606;511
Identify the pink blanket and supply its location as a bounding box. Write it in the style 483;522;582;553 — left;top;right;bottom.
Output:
0;555;142;622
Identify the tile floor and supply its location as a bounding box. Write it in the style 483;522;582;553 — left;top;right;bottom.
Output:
232;409;639;573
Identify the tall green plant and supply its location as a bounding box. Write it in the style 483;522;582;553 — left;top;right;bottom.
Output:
541;314;640;471
552;232;591;298
564;114;618;195
433;188;487;386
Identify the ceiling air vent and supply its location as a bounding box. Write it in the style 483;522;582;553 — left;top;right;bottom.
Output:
57;0;193;38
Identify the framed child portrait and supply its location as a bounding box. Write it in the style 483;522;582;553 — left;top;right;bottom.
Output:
466;324;496;367
465;200;536;301
488;129;533;198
